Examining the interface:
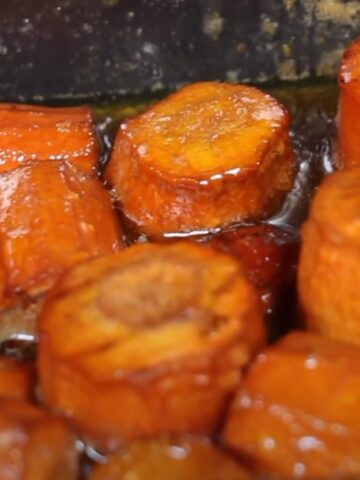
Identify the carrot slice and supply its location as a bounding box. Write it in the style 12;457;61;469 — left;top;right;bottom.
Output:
105;82;295;237
38;242;264;450
0;161;123;306
338;38;360;167
0;399;78;480
0;104;100;173
298;168;360;345
90;437;253;480
223;331;360;479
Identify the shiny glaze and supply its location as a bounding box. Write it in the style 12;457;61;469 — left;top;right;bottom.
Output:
201;224;299;318
0;104;99;174
0;161;122;305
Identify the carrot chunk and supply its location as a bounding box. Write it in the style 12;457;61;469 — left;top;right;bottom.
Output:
338;38;360;168
223;331;360;479
0;399;78;480
0;104;100;173
299;168;360;345
38;242;264;450
106;82;295;237
90;437;253;480
0;161;123;307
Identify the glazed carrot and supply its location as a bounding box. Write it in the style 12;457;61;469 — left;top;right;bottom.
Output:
90;437;253;480
298;169;360;345
223;331;360;479
0;104;100;173
38;242;264;450
338;38;360;168
0;357;34;401
0;399;78;479
105;82;295;237
203;225;299;315
0;161;122;307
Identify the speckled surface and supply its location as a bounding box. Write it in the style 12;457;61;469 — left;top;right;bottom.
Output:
0;0;358;100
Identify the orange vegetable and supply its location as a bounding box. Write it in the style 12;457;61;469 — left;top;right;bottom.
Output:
0;356;34;401
105;82;295;237
90;437;253;480
338;37;360;168
0;104;100;173
0;161;122;309
298;169;360;345
0;399;78;480
203;225;299;315
223;331;360;479
38;242;264;450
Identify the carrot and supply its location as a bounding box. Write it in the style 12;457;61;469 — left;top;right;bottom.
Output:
298;168;360;345
0;399;78;479
38;242;264;451
106;82;295;237
0;104;100;173
0;161;123;307
90;437;252;480
223;331;360;479
338;38;360;168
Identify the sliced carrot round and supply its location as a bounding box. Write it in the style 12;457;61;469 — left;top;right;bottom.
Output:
299;168;360;345
338;37;360;167
106;82;295;237
38;242;264;450
0;161;123;304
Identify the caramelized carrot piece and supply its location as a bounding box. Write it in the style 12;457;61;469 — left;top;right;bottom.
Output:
0;357;34;401
203;225;299;315
0;104;100;173
0;161;122;306
223;331;360;479
90;437;253;480
338;38;360;167
0;399;78;479
105;82;295;237
38;242;264;450
298;169;360;345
